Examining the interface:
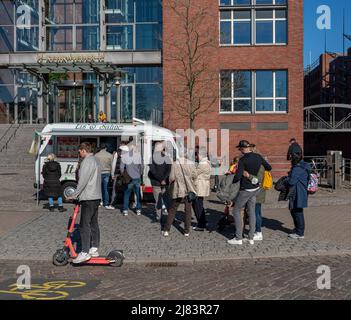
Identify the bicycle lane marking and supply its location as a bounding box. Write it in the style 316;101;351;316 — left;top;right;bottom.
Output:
0;279;101;300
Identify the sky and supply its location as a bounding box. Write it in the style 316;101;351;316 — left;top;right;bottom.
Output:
304;0;351;67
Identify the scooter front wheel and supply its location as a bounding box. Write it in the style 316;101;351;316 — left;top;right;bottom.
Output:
53;249;69;266
107;250;124;267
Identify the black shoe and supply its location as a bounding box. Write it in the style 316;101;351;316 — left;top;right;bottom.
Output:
58;206;67;212
49;206;54;212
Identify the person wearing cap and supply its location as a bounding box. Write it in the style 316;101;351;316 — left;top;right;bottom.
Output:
227;140;272;245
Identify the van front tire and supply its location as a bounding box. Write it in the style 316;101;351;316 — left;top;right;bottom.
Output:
62;182;77;203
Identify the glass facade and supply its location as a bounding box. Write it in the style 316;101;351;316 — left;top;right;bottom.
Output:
220;70;288;113
0;1;163;124
105;0;162;51
219;0;287;46
110;66;163;125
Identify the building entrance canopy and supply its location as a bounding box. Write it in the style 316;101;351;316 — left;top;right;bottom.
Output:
9;62;125;79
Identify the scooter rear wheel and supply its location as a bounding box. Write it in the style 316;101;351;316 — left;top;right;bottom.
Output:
107;250;124;267
53;249;69;266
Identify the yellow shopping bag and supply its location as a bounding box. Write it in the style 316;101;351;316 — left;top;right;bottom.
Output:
262;171;273;190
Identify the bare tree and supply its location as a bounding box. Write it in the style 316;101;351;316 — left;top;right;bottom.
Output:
164;0;218;130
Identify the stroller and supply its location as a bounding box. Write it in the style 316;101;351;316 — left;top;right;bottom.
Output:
216;174;241;231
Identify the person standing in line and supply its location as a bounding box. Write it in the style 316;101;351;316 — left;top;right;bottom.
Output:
162;151;197;237
109;143;128;208
42;153;66;212
287;153;311;239
209;154;222;192
243;144;266;241
192;147;211;231
227;140;272;245
95;144;114;210
226;156;240;175
67;142;102;264
120;144;143;216
287;138;303;161
148;142;172;223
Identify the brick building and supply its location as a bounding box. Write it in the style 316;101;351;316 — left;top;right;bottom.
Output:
0;0;304;175
163;0;304;176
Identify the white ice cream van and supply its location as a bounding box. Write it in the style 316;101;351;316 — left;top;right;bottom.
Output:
33;119;179;202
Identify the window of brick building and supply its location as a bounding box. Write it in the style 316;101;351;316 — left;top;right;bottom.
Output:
220;70;288;113
219;0;287;46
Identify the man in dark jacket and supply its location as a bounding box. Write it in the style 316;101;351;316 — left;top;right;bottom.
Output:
228;140;272;245
149;142;172;222
287;138;303;161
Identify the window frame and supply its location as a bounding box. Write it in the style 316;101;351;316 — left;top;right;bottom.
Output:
219;0;288;47
219;69;288;114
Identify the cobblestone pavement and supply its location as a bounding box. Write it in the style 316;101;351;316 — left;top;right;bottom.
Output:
0;255;350;300
1;167;351;263
0;198;350;263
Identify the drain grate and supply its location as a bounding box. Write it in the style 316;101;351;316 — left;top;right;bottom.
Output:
145;262;178;267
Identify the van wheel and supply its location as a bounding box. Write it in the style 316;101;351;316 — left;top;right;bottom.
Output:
62;182;77;202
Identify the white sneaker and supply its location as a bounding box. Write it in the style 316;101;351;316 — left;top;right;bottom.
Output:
136;210;141;216
227;238;243;245
162;231;169;237
99;202;103;207
248;239;254;245
184;233;190;237
89;247;99;257
253;232;263;241
288;233;305;239
105;205;115;210
123;210;129;216
72;252;91;264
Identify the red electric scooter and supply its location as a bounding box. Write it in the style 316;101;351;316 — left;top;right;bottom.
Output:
53;204;124;267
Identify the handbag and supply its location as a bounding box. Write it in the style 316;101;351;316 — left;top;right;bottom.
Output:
178;161;197;203
122;170;132;185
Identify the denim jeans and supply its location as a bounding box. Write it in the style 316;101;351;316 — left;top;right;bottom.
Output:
123;179;142;211
101;173;111;206
48;197;63;207
290;208;305;236
255;203;262;233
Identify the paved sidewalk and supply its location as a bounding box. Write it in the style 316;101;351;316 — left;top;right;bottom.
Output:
0;167;351;263
0;197;350;263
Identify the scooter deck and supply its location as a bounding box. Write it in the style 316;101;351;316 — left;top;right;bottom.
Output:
72;257;114;265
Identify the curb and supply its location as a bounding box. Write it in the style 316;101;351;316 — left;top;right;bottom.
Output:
1;251;351;267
